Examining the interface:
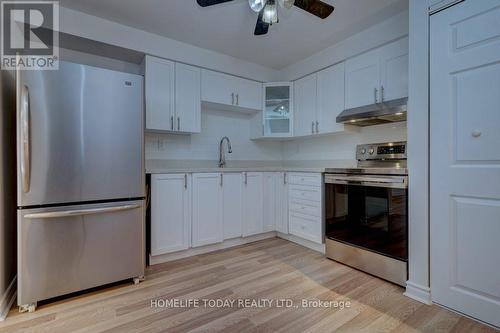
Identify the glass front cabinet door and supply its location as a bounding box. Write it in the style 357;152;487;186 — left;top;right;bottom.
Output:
263;82;293;137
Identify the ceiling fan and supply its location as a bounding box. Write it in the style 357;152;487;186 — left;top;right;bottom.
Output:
196;0;335;36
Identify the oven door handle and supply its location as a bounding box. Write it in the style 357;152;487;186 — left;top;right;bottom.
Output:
325;174;408;189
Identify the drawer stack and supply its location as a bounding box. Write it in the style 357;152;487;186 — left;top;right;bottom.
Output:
287;173;323;244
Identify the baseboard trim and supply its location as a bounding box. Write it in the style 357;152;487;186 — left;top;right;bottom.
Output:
276;233;325;254
404;280;432;305
150;232;277;265
0;276;17;321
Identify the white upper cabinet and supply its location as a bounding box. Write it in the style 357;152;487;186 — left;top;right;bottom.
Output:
317;62;345;134
379;37;409;102
345;48;381;109
175;63;201;133
144;56;201;133
242;172;264;237
263;82;293;137
192;173;223;247
201;69;262;112
345;37;408;109
151;174;191;256
145;56;175;131
294;73;318;137
222;173;243;240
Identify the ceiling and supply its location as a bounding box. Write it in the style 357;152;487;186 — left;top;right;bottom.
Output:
60;0;408;69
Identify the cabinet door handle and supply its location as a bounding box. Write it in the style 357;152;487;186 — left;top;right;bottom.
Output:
184;174;188;189
244;172;248;185
170;116;174;130
380;85;385;102
311;122;315;134
236;94;239;106
231;93;235;105
284;172;287;185
220;173;223;187
177;117;181;131
316;121;319;134
374;87;378;104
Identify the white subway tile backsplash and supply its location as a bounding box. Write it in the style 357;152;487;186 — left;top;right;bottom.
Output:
145;108;407;163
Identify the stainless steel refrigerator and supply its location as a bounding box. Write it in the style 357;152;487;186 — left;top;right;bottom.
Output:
16;61;145;311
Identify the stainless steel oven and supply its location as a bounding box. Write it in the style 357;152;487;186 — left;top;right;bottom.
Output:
324;142;408;286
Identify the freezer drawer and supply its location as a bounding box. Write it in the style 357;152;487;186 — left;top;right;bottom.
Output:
17;200;145;306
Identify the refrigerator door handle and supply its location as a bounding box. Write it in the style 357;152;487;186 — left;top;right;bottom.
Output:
23;204;141;219
20;85;31;193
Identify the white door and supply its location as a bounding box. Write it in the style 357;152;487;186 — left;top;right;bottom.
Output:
175;63;201;133
263;173;277;232
275;172;289;234
379;37;409;102
242;172;264;236
317;62;345;134
145;56;175;131
201;69;236;107
430;0;500;327
345;48;380;109
236;77;262;110
294;73;317;137
222;173;243;240
192;173;223;247
151;174;191;255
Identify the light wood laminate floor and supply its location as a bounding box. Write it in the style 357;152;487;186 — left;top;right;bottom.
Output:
0;238;496;333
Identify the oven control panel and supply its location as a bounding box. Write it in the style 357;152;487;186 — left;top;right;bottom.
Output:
356;142;407;161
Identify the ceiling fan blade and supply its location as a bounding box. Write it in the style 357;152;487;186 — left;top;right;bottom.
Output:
254;9;269;36
293;0;334;19
196;0;234;7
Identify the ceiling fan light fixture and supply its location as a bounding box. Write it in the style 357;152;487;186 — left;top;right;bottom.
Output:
262;0;278;25
248;0;267;12
278;0;295;9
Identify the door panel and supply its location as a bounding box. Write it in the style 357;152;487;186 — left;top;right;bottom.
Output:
18;62;144;207
236;78;262;110
317;62;345;134
175;63;201;133
263;173;277;232
145;56;175;131
430;1;500;327
192;173;223;247
294;74;317;137
345;48;380;109
151;174;191;255
201;70;234;106
222;173;243;240
379;37;409;101
17;200;144;305
242;173;264;236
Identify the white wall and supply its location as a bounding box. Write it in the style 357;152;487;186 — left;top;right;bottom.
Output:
404;0;431;304
59;7;280;82
146;108;283;161
282;122;407;161
280;10;409;81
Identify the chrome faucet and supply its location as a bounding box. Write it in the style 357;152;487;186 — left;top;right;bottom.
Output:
219;137;232;168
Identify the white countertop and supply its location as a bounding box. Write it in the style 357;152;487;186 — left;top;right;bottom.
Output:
146;159;356;174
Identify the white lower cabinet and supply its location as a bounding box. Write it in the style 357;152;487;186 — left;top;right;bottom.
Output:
222;173;243;240
151;171;322;257
151;174;191;255
192;173;223;247
242;172;264;237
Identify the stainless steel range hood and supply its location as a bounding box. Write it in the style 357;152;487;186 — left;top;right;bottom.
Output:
336;97;407;126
